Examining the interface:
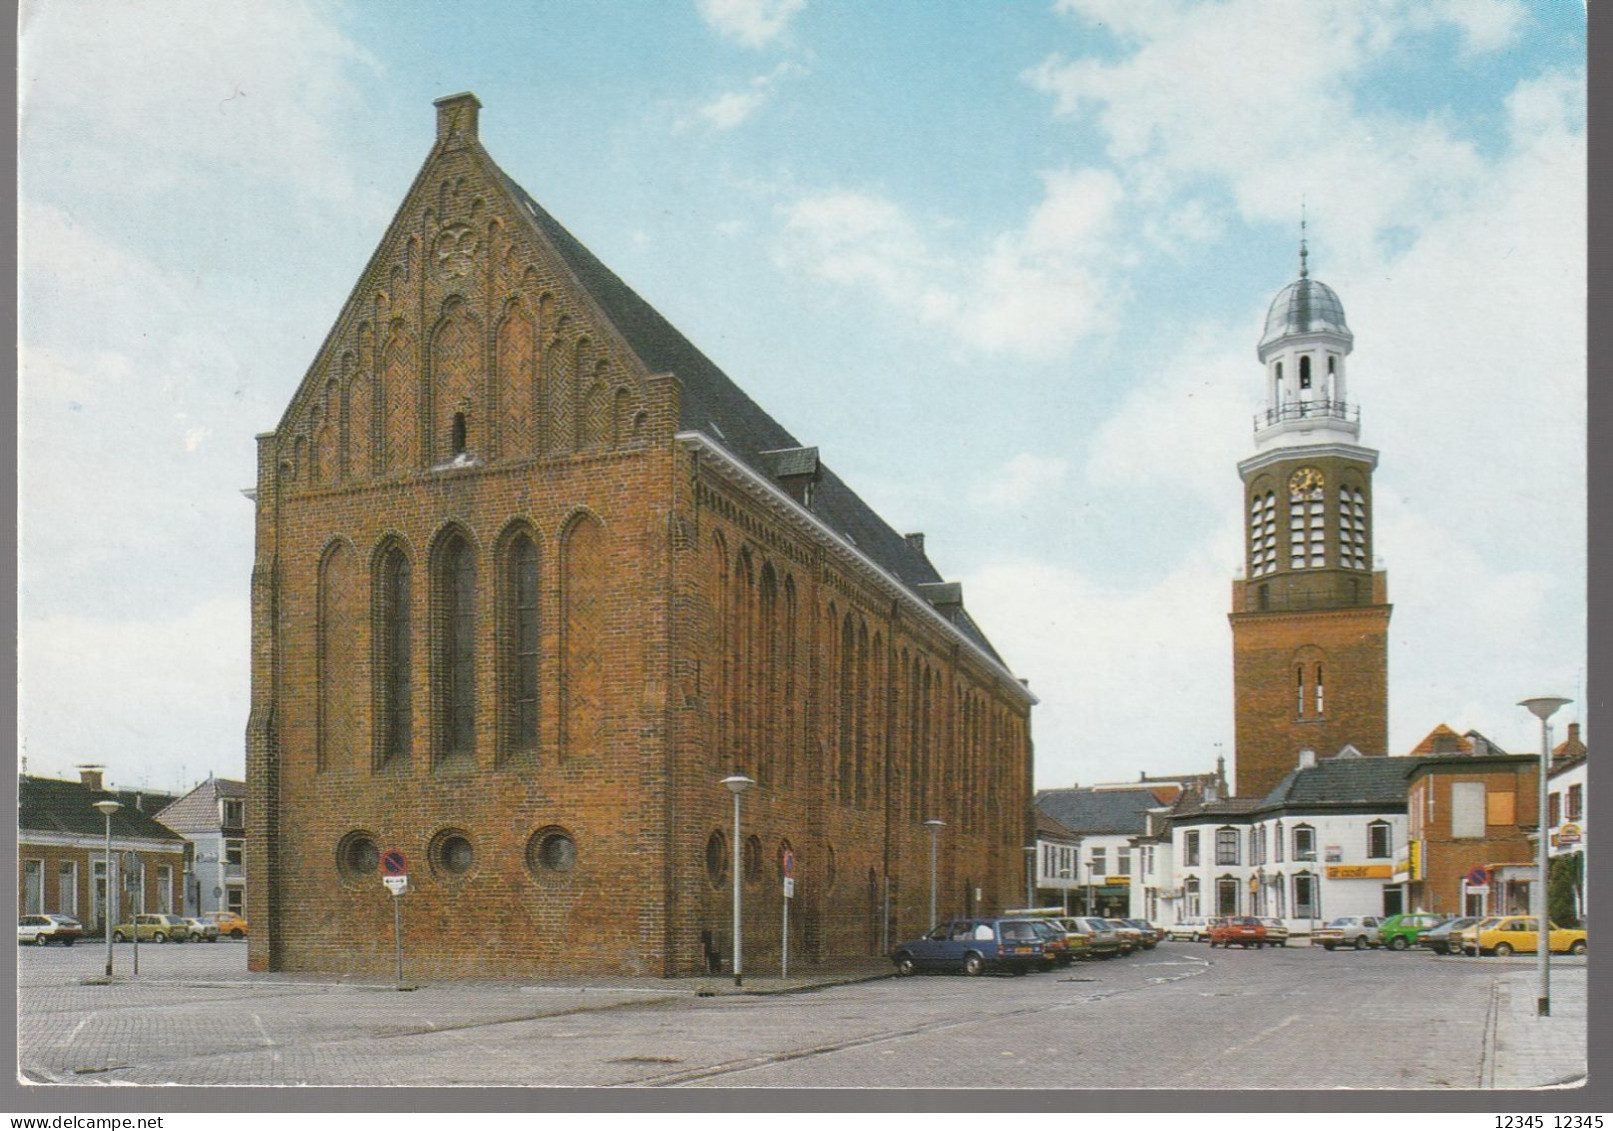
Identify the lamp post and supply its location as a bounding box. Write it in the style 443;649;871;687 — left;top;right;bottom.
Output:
923;819;944;928
720;774;754;987
1519;696;1570;1018
1024;845;1037;909
92;799;122;979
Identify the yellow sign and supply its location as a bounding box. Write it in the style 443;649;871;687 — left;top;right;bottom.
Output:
1104;875;1128;885
1326;864;1394;880
1409;840;1421;881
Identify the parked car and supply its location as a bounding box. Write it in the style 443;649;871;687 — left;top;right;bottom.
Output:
1258;918;1289;947
1417;916;1479;955
1455;917;1505;957
1208;916;1268;948
18;914;83;947
1121;919;1164;948
1311;916;1382;950
1035;916;1093;963
184;917;220;942
1102;918;1145;954
202;910;249;939
111;913;191;943
1459;916;1587;957
1066;916;1123;958
1377;913;1447;951
890;917;1048;976
1201;916;1227;941
1165;917;1206;942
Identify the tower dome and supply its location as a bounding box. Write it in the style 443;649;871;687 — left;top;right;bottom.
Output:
1259;275;1352;351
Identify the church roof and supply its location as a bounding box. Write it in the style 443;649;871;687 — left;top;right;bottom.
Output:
1260;275;1351;351
499;173;1003;660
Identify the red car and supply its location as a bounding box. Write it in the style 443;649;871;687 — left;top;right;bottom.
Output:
1208;916;1269;949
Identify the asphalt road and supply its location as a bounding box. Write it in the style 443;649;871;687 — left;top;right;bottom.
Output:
15;938;1586;1089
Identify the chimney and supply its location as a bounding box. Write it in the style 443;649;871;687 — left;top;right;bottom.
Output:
1203;780;1219;803
904;532;926;556
1297;748;1318;770
77;765;105;792
434;92;482;144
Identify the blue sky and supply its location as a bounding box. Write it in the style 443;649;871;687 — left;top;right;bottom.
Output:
18;0;1586;796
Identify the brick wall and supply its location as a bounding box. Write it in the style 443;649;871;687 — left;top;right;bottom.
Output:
18;842;188;930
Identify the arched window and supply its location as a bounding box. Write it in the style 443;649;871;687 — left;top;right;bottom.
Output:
1274;820;1285;863
1367;820;1392;859
1315;664;1324;715
1292;824;1317;862
438;534;477;761
503;533;541;757
1215;827;1240;866
1296;666;1306;716
376;546;412;766
1299;355;1312;389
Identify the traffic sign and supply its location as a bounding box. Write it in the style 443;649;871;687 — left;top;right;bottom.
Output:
782;849;795;880
1465;866;1488;887
783;877;794;899
382;849;408;877
383;875;408;895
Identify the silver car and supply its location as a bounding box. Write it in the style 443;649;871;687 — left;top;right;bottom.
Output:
1312;915;1382;950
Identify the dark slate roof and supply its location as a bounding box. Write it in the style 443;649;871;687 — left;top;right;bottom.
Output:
1256;756;1418;811
500;174;1002;662
1036;809;1078;840
156;777;246;834
1170;796;1264;824
1035;787;1162;836
19;776;186;843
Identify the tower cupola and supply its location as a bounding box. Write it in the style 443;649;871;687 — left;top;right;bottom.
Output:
1252;230;1359;453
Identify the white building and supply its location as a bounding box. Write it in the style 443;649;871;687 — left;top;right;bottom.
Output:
1150;750;1414;935
1547;722;1587;920
155;776;247;918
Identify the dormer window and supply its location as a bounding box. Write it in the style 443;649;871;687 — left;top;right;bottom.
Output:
222;798;244;828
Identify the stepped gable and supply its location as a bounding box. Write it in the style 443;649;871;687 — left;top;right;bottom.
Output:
501;175;1001;661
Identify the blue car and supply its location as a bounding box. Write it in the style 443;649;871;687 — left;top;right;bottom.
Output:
891;917;1047;976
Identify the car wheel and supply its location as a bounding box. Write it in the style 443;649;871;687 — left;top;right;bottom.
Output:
231;929;244;940
112;931;126;943
152;932;166;943
893;953;916;977
1354;936;1368;951
962;952;984;977
1389;936;1408;951
34;934;50;947
1569;940;1586;956
1493;942;1513;957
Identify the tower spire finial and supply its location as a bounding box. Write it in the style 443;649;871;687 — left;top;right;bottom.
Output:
1299;198;1309;278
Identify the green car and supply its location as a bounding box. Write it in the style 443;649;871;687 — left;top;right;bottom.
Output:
1377;913;1447;951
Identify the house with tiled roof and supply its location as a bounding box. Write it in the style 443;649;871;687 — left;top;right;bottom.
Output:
18;767;188;934
156;776;247;919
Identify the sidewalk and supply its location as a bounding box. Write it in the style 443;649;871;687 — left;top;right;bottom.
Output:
1482;957;1587;1090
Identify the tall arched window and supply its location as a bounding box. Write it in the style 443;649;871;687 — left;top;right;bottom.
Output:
438;534;477;761
1315;664;1325;715
1299;355;1312;389
1296;666;1306;717
503;533;541;757
376;546;412;767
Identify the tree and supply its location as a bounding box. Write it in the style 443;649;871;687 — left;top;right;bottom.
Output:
1547;851;1583;928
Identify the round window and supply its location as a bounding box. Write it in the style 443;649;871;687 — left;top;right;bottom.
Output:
430;830;475;877
527;828;577;876
705;830;728;886
337;832;379;879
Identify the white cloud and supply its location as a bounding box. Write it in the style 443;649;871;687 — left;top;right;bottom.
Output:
774;167;1128;360
19;0;383;212
680;61;807;133
697;0;807;49
970;454;1070;508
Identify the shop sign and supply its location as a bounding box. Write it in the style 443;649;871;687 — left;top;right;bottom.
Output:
1326;864;1393;880
1558;824;1582;845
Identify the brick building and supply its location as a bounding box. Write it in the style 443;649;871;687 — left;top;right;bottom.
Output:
248;94;1035;979
19;767;187;935
1229;238;1391;799
1404;749;1539;918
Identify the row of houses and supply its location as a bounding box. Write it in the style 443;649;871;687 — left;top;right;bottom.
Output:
1031;723;1589;934
18;766;246;932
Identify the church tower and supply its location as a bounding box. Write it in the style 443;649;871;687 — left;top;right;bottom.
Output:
1229;234;1391;798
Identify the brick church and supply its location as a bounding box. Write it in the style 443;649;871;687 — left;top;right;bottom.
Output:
1228;235;1392;799
247;94;1035;978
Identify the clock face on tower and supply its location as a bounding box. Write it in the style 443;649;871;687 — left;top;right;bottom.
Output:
1289;466;1325;494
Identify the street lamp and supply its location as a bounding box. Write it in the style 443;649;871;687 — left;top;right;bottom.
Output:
1519;695;1570;1018
923;819;945;928
92;799;122;979
1024;845;1037;909
720;774;755;987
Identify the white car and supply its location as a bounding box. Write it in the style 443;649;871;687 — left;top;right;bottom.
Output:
18;914;83;947
1166;917;1207;942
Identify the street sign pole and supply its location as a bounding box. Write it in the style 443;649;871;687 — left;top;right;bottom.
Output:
381;850;409;990
782;850;795;981
393;888;404;989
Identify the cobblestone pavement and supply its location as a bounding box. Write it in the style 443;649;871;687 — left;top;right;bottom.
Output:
15;939;1586;1091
